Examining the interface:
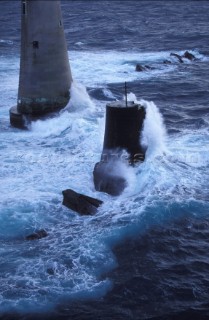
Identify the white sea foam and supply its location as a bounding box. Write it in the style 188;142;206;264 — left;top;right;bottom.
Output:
63;81;95;113
69;50;178;87
31;81;96;137
140;99;167;157
69;49;208;88
125;93;167;157
0;39;13;45
0;57;19;115
102;88;116;99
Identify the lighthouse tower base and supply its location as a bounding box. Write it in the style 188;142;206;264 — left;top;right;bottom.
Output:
9;105;63;129
9;106;28;129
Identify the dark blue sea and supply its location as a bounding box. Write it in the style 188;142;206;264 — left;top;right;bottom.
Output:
1;1;209;319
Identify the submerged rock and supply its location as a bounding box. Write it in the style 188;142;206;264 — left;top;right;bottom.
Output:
170;53;184;63
144;65;155;70
163;59;172;64
136;51;197;72
47;268;55;275
183;50;196;61
62;189;103;215
135;64;155;72
26;229;48;240
135;64;146;72
170;51;197;63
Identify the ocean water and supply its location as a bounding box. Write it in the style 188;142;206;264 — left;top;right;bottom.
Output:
0;1;209;319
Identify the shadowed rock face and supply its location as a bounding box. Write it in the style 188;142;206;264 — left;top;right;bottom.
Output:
183;50;196;61
62;189;103;215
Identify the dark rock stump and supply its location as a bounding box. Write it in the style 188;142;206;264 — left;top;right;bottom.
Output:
183;51;196;61
170;53;184;63
135;64;146;72
62;189;103;215
135;64;154;72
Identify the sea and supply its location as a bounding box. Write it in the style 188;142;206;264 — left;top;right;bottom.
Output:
0;1;209;319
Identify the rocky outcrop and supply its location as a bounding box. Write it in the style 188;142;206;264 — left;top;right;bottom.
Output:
163;60;172;64
135;64;155;72
182;50;196;61
62;189;103;215
135;64;146;72
170;51;197;63
170;53;184;63
136;51;197;72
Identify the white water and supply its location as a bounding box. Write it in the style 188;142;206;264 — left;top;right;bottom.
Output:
0;49;209;313
69;49;206;87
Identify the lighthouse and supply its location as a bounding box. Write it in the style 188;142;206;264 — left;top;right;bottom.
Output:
93;100;146;196
10;0;73;128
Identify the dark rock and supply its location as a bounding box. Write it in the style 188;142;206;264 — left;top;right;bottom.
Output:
47;268;55;275
62;189;103;215
93;161;127;196
183;50;196;61
144;65;155;70
135;64;154;72
135;64;146;72
170;53;184;63
163;60;172;64
26;229;48;240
